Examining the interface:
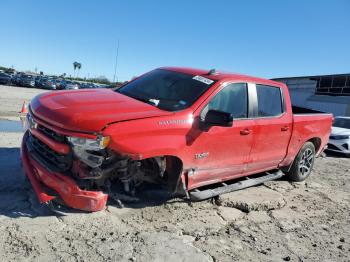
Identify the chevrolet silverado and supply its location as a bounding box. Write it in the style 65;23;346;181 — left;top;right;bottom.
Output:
21;67;333;212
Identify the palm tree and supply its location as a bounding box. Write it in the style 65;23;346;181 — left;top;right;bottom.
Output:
73;61;79;77
76;63;82;78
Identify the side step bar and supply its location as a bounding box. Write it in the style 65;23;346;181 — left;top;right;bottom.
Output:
189;170;284;201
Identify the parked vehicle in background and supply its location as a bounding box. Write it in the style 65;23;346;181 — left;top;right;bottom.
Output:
65;81;79;90
77;82;88;89
328;117;350;156
95;83;109;88
12;73;23;85
79;82;98;89
21;67;333;212
56;79;67;89
35;76;47;88
88;83;97;88
0;72;12;85
41;78;58;90
104;84;118;89
18;74;36;87
55;79;65;90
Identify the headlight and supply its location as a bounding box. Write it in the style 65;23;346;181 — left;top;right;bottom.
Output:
330;135;349;140
67;135;110;150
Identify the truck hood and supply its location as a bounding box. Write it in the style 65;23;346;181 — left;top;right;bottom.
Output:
30;89;173;133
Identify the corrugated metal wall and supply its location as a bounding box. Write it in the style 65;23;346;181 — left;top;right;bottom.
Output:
276;77;350;116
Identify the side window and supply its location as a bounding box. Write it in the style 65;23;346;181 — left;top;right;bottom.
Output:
256;84;283;117
202;83;248;119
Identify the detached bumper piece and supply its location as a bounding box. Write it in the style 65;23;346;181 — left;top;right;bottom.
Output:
21;131;108;212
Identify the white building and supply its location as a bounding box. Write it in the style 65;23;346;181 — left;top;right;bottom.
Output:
273;74;350;116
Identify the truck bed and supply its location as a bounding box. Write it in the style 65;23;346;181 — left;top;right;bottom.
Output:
280;108;333;167
292;105;326;114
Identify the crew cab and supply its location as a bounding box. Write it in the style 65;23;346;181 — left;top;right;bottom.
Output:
21;67;333;212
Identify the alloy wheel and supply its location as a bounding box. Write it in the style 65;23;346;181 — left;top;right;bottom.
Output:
298;148;314;176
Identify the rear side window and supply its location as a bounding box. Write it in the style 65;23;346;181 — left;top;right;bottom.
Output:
256;85;283;117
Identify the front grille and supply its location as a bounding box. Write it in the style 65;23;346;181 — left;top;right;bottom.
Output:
27;133;72;173
37;124;66;143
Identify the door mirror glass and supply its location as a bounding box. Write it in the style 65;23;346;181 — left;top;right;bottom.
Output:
204;109;233;127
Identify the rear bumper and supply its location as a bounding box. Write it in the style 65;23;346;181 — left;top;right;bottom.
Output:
21;131;108;212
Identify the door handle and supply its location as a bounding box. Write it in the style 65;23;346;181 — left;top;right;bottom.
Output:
240;129;251;135
281;126;289;131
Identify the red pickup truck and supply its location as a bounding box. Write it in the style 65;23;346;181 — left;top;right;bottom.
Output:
21;67;332;212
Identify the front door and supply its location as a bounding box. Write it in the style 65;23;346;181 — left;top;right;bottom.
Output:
188;82;254;189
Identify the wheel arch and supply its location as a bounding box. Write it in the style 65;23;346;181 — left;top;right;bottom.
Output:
140;154;185;194
282;137;320;172
164;155;185;193
307;137;322;153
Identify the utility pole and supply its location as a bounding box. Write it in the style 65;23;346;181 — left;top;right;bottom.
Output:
113;39;120;83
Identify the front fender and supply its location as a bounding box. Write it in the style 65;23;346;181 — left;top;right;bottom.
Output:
108;134;188;160
102;114;194;162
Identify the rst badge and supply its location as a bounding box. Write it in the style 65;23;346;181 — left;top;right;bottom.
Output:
195;152;209;159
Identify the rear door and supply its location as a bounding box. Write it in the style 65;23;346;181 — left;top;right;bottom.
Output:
246;84;292;173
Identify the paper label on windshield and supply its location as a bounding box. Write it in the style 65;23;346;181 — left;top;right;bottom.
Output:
193;75;214;85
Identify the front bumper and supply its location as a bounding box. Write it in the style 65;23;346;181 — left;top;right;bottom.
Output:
327;139;350;154
21;131;108;212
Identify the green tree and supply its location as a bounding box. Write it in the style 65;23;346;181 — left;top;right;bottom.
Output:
73;61;79;77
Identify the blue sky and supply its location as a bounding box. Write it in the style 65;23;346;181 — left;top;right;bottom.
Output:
1;0;349;81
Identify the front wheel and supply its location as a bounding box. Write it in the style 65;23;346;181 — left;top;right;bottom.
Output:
286;142;315;182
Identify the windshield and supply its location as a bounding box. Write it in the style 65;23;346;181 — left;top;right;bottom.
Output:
333;118;350;129
116;69;215;111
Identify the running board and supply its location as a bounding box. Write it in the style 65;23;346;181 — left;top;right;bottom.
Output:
189;170;284;201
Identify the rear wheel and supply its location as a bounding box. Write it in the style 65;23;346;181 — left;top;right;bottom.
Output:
286;142;315;182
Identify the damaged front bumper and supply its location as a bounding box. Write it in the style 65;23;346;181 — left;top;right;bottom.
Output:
21;131;108;212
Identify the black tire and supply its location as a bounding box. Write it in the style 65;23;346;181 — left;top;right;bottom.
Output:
286;142;315;182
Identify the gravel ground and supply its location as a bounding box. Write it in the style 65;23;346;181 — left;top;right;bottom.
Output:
0;84;349;261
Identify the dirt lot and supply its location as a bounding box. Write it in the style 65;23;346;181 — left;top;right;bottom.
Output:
0;84;349;261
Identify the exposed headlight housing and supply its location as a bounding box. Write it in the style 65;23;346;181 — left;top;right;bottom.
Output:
67;135;110;150
68;135;110;168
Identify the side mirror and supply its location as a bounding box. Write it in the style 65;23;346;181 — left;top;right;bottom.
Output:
204;110;233;127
